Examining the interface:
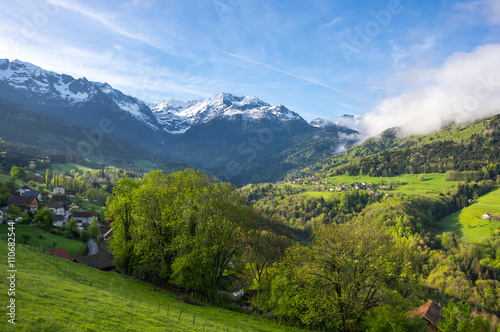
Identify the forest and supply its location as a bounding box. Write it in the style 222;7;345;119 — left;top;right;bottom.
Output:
105;168;500;331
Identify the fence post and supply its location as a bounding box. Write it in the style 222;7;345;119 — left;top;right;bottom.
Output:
203;319;206;331
158;303;160;312
193;315;195;327
178;308;183;321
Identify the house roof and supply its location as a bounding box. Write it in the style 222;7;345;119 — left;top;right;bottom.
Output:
53;215;65;221
22;191;40;197
75;247;114;270
65;190;77;195
7;196;39;206
46;248;73;261
47;202;64;209
99;224;111;236
72;211;98;218
411;301;443;326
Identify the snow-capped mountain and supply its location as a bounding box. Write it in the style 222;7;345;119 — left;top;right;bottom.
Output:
150;93;306;134
310;114;361;130
0;59;160;129
0;58;360;185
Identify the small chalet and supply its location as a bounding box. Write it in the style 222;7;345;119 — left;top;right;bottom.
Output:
53;186;65;195
72;211;99;224
65;190;76;197
47;202;65;215
46;248;73;261
15;185;34;196
0;209;4;222
410;300;443;332
53;215;66;228
7;196;39;212
483;213;492;220
75;246;115;271
22;190;42;201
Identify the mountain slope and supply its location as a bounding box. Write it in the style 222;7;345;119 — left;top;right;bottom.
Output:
289;114;500;180
0;59;361;184
0;97;189;171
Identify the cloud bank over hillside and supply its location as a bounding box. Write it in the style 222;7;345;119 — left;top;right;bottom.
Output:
361;44;500;137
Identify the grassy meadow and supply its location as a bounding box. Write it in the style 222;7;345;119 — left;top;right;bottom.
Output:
439;187;500;242
287;173;462;198
0;239;306;332
0;225;87;258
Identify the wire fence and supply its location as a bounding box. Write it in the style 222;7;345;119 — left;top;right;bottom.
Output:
22;243;317;332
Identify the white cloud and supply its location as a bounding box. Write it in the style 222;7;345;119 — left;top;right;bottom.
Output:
454;0;500;25
361;44;500;137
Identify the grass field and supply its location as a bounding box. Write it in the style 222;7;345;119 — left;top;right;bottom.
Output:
289;173;461;199
0;174;23;187
47;163;95;174
439;187;500;242
0;225;87;258
0;239;306;332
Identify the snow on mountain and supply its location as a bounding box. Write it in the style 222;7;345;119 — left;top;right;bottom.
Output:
310;114;361;130
149;92;306;134
0;59;313;136
0;59;97;104
0;59;160;128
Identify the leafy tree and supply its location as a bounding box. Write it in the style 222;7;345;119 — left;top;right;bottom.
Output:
10;165;25;179
45;168;50;189
80;230;91;243
437;302;473;332
35;206;54;229
266;223;418;331
66;217;78;233
107;169;254;299
88;216;100;239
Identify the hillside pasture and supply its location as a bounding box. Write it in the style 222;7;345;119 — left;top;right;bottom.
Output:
439;187;500;242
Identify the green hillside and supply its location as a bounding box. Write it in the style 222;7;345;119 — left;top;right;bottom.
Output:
440;187;500;242
291;115;499;180
0;239;305;332
0;225;87;258
0;97;189;174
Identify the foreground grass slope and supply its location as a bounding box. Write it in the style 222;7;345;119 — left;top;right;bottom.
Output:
0;239;305;332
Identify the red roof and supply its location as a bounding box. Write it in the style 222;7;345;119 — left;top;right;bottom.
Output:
411;301;443;326
46;248;73;261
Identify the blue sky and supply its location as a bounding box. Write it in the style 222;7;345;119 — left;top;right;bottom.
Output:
1;0;500;126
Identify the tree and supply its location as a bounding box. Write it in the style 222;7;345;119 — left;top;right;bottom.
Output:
35;206;54;229
88;216;100;239
10;165;25;180
437;302;473;332
266;223;417;331
45;168;50;189
66;217;78;233
80;230;91;243
107;169;254;298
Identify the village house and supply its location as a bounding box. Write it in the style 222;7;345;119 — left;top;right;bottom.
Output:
65;190;77;197
75;246;115;271
53;215;66;228
72;211;99;225
22;190;42;201
410;300;443;332
16;185;33;196
483;213;492;220
53;186;65;195
7;196;39;212
47;202;65;215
